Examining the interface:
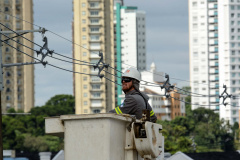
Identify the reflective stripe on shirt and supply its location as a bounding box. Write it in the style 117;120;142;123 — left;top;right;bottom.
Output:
115;107;122;114
150;110;155;116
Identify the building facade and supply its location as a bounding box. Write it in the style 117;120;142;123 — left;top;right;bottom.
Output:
0;0;34;113
114;3;146;105
189;0;240;124
140;63;186;120
73;0;115;114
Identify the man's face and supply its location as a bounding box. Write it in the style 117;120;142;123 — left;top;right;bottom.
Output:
122;77;134;93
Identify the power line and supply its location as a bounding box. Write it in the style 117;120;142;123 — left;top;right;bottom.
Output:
0;22;42;48
1;12;237;103
0;10;230;88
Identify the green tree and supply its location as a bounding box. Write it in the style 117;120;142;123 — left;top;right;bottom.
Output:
2;94;74;152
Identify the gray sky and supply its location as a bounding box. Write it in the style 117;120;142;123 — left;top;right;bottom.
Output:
33;0;189;106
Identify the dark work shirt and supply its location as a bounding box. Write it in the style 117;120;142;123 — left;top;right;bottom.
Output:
109;90;157;122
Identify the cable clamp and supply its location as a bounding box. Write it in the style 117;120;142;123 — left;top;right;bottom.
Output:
93;52;109;79
219;84;232;106
36;36;54;67
161;74;174;98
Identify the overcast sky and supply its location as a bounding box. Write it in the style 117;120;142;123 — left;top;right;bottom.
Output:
33;0;189;106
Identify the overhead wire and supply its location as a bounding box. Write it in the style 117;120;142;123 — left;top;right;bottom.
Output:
0;11;235;105
0;11;224;89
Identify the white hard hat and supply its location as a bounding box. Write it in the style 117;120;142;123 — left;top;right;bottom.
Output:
122;67;141;82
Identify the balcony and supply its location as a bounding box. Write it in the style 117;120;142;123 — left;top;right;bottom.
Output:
209;25;218;31
209;3;217;9
209;39;218;45
209;10;218;16
209;18;218;24
209;32;218;38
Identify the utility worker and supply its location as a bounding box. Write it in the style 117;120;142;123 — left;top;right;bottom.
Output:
109;67;157;122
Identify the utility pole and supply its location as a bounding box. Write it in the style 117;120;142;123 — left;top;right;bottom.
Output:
0;29;3;160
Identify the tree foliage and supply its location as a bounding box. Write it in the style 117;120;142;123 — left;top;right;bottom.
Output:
158;86;238;154
2;94;74;152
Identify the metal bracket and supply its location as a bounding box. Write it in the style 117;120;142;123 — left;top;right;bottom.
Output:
36;36;53;67
93;52;109;79
219;84;232;106
161;74;174;98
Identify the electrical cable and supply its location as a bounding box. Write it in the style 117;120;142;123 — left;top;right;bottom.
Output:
1;23;98;68
48;55;96;67
0;11;228;88
0;12;236;104
0;22;42;48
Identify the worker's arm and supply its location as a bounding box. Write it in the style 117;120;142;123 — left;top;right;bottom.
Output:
109;96;142;118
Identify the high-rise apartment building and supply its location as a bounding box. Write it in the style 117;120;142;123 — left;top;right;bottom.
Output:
114;3;146;105
189;0;240;124
0;0;34;113
73;0;115;114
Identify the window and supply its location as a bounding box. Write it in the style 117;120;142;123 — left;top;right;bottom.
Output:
6;72;11;77
193;52;198;57
232;80;236;85
84;109;88;113
238;6;240;10
90;35;100;41
83;52;87;56
193;23;198;29
93;109;100;113
82;11;86;16
5;7;9;12
83;85;87;89
90;27;99;32
231;58;235;62
6;88;11;92
232;50;236;55
231;36;235;40
84;101;88;105
90;2;99;8
90;11;99;16
231;5;235;10
84;93;88;97
82;19;86;23
17;71;21;76
231;28;235;32
232;65;236;70
232;73;236;77
6;96;10;101
6;80;10;84
92;92;101;98
193;67;199;72
231;43;235;47
5;15;10;20
82;3;86;7
90;19;99;24
192;2;197;7
92;84;101;89
82;35;86;40
83;76;87;81
231;13;235;18
231;21;235;25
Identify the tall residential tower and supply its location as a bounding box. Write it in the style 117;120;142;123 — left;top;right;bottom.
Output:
189;0;240;124
114;3;146;105
73;0;115;114
0;0;34;113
